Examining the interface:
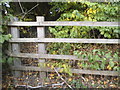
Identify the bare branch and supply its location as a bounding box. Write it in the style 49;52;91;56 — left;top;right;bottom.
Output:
53;67;74;90
21;4;39;19
18;0;25;13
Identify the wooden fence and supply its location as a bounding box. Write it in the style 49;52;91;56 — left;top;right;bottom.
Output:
8;16;120;77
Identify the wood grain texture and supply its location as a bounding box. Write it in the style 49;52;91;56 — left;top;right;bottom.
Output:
11;66;119;76
9;38;120;44
8;16;120;77
8;52;118;62
11;26;21;77
37;16;46;78
8;21;119;26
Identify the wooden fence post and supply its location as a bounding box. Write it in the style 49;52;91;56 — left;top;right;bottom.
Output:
36;16;46;80
10;17;21;81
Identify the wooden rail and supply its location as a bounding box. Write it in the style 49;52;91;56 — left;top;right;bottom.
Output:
8;21;119;26
8;52;88;61
11;66;119;76
7;52;118;62
8;16;120;77
9;38;120;44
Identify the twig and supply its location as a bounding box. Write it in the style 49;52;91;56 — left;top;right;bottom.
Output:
81;76;86;82
15;85;43;89
15;82;65;89
18;0;25;13
52;82;64;87
53;68;74;90
21;4;39;19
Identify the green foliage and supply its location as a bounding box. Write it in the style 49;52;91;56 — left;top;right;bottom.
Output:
69;79;87;88
1;1;13;44
73;49;120;71
47;2;120;75
49;2;120;39
1;56;14;64
1;1;14;64
1;13;13;43
0;34;12;43
45;60;72;76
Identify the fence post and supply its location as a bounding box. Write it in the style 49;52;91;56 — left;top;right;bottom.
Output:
10;17;21;82
36;16;46;81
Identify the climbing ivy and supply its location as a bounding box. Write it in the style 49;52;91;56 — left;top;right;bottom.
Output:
46;1;120;75
49;2;120;39
1;0;14;63
74;49;120;71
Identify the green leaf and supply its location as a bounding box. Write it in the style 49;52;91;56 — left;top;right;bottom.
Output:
73;51;79;55
95;63;100;70
0;35;5;43
114;30;119;33
113;66;119;71
109;60;115;68
104;33;110;38
82;53;87;59
4;34;12;41
7;57;13;64
0;59;6;63
105;52;111;58
100;60;106;70
113;53;119;59
92;49;99;53
100;31;104;35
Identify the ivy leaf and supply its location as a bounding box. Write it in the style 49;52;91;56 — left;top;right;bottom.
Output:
113;53;119;59
113;66;119;71
0;35;5;43
100;31;104;35
7;57;13;64
100;60;106;70
104;33;110;38
105;52;111;58
82;53;87;59
92;49;100;53
109;60;115;68
95;63;100;70
3;34;12;41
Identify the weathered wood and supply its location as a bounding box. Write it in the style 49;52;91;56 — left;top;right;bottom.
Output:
8;53;85;60
41;21;119;26
8;16;120;77
37;16;46;79
11;26;21;78
11;66;119;76
9;38;120;44
8;52;118;62
8;21;119;26
8;22;39;26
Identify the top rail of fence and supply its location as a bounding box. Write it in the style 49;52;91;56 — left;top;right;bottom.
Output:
8;21;119;26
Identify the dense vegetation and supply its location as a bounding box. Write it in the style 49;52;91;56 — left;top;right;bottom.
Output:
46;2;120;75
1;0;119;89
1;0;14;64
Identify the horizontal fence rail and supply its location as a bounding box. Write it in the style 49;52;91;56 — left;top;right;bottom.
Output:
9;38;120;44
7;52;118;62
8;21;119;26
11;66;119;76
8;17;120;77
